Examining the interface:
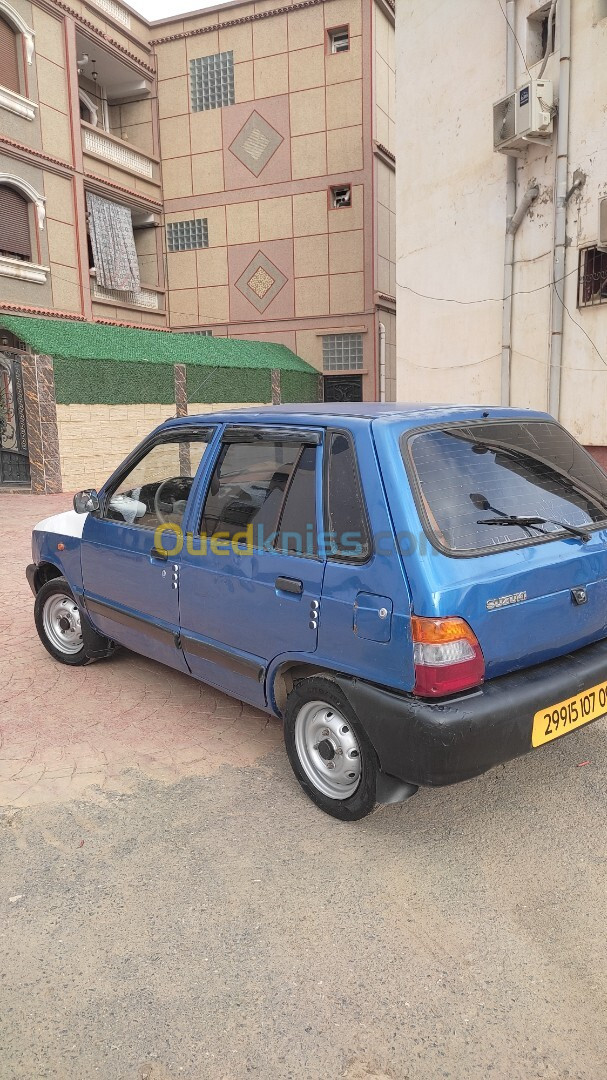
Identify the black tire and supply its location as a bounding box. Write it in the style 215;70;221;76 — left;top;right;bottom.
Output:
34;577;91;667
283;676;379;820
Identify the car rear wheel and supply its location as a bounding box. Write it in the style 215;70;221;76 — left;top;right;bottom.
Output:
284;676;379;820
35;578;91;666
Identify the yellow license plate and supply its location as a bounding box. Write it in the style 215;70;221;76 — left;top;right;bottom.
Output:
532;680;607;747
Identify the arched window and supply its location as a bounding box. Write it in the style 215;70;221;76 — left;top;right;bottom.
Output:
0;185;32;260
0;14;19;95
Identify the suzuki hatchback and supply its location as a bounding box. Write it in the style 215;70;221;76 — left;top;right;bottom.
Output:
27;404;607;819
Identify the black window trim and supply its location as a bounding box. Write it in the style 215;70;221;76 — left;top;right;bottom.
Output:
401;416;607;560
98;425;216;525
323;427;373;564
200;429;323;560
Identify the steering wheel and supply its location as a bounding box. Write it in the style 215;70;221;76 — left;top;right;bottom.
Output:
154;476;191;525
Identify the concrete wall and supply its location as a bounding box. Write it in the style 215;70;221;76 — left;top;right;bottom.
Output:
396;0;607;447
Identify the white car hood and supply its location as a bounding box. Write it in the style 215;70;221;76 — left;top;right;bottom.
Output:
34;510;88;538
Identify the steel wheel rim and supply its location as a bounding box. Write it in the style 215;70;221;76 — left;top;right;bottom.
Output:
42;593;83;655
294;700;362;800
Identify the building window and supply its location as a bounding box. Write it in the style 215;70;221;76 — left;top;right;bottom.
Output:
322;333;363;372
328;27;350;54
578;247;607;308
527;4;556;66
190;51;234;112
0;14;19;94
330;185;352;209
0;185;31;261
166;218;209;252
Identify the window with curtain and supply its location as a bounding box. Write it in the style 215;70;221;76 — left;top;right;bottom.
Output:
0;186;31;261
86;191;140;292
0;15;19;95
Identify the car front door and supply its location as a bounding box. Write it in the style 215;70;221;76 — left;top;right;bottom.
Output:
81;426;213;670
179;425;325;707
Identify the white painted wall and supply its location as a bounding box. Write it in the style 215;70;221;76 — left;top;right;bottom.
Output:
396;0;607;446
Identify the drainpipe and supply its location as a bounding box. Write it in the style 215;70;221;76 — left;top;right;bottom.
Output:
500;0;518;407
379;321;386;401
508;184;539;234
548;0;571;419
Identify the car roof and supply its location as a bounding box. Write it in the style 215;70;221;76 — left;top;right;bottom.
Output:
163;402;553;431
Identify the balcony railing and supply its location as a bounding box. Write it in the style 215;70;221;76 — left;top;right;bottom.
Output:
90;0;131;27
82;123;158;182
91;281;163;310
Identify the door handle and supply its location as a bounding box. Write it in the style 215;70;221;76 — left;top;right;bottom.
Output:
150;546;168;561
275;576;303;595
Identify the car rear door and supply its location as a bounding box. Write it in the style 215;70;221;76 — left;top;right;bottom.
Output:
178;425;324;707
81;427;213;671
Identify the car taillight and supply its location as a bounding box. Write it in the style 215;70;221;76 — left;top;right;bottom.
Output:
411;615;485;698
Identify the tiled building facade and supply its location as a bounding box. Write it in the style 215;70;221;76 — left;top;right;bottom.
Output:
0;0;395;415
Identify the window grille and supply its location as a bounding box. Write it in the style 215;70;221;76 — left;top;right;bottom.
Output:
578;247;607;308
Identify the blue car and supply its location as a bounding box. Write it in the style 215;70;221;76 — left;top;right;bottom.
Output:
27;404;607;819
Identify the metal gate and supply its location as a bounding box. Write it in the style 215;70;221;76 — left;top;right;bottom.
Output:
323;375;363;403
0;351;30;486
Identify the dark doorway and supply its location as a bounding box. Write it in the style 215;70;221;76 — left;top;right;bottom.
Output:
0;351;30;486
323;375;363;403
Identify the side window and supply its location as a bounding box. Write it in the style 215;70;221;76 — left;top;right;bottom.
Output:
104;433;211;529
0;16;20;95
200;439;300;546
325;431;371;561
276;445;318;557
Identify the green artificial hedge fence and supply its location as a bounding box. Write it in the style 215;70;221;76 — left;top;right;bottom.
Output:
0;314;320;406
53;358;176;405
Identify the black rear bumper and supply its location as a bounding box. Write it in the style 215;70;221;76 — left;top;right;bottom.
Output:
334;637;607;787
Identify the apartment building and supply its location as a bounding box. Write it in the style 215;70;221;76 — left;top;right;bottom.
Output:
396;0;607;461
0;0;395;490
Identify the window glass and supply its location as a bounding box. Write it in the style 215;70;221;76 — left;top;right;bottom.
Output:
105;435;210;529
405;421;607;554
276;445;318;557
201;440;300;546
325;432;370;561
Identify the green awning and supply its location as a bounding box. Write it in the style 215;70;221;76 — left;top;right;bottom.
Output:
0;314;315;373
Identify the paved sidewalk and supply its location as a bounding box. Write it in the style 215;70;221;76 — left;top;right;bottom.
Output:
0;493;281;809
1;493;606;1080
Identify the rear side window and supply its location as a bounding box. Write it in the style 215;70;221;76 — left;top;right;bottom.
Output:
325;431;371;561
276;445;318;556
200;438;319;555
405;420;607;554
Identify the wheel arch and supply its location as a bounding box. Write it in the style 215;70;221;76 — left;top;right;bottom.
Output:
33;561;63;593
270;661;342;716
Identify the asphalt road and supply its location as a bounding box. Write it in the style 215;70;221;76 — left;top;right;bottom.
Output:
1;494;606;1080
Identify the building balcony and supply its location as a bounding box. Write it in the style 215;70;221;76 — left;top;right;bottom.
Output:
81;123;160;187
91;278;165;312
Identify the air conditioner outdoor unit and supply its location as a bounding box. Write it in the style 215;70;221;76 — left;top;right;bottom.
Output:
598;197;607;253
493;79;554;154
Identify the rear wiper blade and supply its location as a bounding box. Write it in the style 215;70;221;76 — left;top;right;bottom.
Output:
478;515;591;542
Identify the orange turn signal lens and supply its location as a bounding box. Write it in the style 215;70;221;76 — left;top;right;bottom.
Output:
411;615;478;646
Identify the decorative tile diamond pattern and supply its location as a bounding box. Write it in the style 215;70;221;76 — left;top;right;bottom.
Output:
190;51;235;112
166;218;209;252
235;252;287;313
322;333;364;371
247;266;275;299
229;111;284;177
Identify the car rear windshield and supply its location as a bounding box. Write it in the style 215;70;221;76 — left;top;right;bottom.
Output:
403;420;607;554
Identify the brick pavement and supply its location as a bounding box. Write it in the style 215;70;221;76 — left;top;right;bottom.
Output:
0;493;281;809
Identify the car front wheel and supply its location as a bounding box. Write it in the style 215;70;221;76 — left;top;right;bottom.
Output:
284;676;379;820
34;578;90;666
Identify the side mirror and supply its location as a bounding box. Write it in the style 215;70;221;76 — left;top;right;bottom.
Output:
469;492;490;511
73;489;99;514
